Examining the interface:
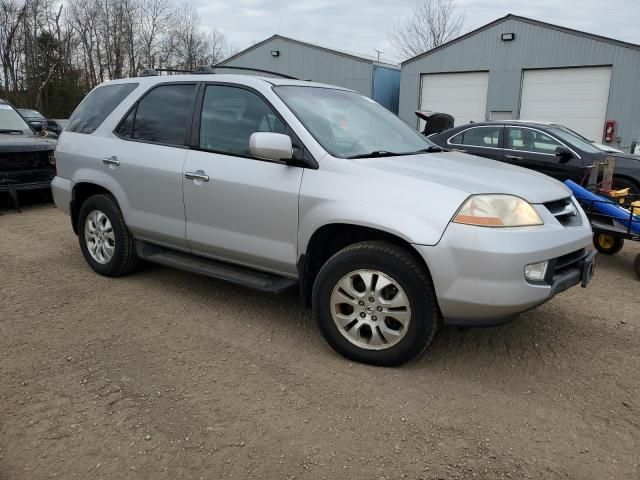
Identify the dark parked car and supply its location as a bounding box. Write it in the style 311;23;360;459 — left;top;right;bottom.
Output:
428;121;640;195
16;108;63;136
1;99;57;209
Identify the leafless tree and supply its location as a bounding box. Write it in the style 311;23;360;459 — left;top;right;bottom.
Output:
389;0;464;60
0;0;30;90
1;0;232;114
138;0;173;68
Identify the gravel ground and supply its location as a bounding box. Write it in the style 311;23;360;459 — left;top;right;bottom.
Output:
1;203;639;480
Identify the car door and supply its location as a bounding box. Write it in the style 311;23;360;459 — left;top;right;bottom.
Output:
109;82;198;250
446;125;504;161
504;126;584;182
182;83;304;277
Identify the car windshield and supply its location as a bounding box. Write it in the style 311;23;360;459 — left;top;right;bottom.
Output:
274;86;436;158
548;126;602;154
0;104;31;132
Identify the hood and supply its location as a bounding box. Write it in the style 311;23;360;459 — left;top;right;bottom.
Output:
0;133;56;152
607;152;640;162
354;150;571;204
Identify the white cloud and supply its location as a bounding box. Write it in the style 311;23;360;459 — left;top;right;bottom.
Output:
194;0;640;63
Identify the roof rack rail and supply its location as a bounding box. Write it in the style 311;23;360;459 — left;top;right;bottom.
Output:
212;65;299;80
139;68;159;77
193;65;216;74
137;65;300;80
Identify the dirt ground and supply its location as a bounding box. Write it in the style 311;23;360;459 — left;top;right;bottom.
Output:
0;202;638;480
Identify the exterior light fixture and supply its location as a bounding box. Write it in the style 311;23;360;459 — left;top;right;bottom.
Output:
271;50;280;57
501;33;515;41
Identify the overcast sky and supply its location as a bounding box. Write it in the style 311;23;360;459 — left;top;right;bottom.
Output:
196;0;640;63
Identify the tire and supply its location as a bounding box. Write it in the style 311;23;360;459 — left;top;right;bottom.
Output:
612;177;640;197
77;194;139;277
634;254;640;281
312;241;439;367
592;233;624;255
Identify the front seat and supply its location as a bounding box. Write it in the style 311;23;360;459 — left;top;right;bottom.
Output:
521;130;536;151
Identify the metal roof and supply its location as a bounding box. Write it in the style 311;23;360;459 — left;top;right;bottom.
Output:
220;34;399;70
401;14;640;66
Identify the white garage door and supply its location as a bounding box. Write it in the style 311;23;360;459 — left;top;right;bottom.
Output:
419;72;489;128
520;66;612;142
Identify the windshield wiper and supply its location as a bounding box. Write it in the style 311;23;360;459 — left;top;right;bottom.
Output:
346;150;405;159
410;146;447;154
0;129;23;134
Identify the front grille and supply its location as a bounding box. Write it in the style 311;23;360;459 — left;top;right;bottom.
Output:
0;150;52;171
544;197;582;227
0;151;55;189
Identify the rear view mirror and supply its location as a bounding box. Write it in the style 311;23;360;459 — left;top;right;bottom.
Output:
249;132;293;162
555;146;573;162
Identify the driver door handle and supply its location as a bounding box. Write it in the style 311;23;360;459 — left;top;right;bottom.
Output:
184;170;210;182
505;155;523;160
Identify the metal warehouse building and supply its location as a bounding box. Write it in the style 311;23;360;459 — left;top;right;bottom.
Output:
399;14;640;152
219;35;401;113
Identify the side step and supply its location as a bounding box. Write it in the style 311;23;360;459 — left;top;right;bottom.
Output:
136;241;298;294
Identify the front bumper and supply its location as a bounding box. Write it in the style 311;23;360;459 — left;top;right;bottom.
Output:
415;216;593;326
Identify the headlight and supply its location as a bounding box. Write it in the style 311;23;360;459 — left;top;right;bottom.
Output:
453;194;543;227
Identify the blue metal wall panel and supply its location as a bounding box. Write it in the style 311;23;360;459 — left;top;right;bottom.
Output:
372;66;401;113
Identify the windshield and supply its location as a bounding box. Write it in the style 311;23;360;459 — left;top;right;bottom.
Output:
274;86;436;158
549;126;602;154
0;104;31;132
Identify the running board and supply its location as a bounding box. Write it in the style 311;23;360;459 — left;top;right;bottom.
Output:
135;241;298;294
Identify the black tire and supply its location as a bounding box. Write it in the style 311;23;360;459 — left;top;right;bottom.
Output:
592;233;624;255
612;177;640;197
634;254;640;281
77;194;139;277
312;241;439;367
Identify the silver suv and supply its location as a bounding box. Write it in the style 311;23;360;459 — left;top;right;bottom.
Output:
52;71;595;366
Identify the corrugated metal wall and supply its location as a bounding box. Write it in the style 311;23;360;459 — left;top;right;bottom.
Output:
372;66;401;113
399;18;640;151
221;37;375;96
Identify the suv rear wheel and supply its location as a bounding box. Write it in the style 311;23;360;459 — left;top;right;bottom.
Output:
77;194;139;277
312;241;439;366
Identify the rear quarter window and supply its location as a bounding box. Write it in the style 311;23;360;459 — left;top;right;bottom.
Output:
67;83;138;134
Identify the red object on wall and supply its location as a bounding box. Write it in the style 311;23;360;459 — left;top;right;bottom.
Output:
604;120;616;143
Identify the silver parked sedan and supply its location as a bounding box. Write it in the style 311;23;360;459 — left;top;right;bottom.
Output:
51;71;595;366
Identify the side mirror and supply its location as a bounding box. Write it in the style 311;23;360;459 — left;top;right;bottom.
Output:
555;146;574;162
249;132;293;162
30;121;44;132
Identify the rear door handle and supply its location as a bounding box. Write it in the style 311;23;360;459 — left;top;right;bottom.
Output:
505;155;524;160
184;170;210;182
102;156;120;167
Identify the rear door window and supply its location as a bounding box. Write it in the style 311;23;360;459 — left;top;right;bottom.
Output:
449;126;501;148
67;83;138;134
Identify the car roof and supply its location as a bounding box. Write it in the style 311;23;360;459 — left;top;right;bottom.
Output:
105;73;355;92
451;120;560;129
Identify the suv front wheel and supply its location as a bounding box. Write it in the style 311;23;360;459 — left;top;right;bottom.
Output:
77;194;139;277
312;241;439;366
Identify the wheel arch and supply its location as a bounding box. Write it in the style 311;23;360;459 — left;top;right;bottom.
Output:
71;182;116;234
297;222;435;308
612;174;640;193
